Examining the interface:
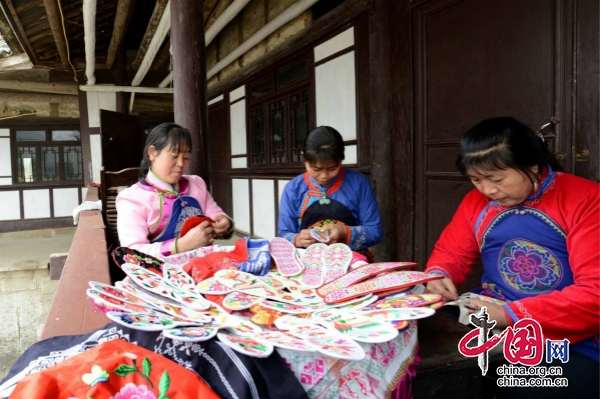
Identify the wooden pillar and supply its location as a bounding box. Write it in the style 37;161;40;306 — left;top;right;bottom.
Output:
170;0;210;184
368;0;395;262
389;0;413;262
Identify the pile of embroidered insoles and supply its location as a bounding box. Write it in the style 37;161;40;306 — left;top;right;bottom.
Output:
86;242;445;360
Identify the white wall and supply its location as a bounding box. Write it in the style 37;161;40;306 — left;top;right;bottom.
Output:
314;27;357;142
252;179;275;238
231;157;247;169
343;144;357;165
0;137;11;184
0;191;20;220
230;100;247;156
314;27;354;62
232;178;250;234
278;180;291;207
315;51;357;141
53;188;80;217
90;134;102;184
23;189;50;219
86;91;117;128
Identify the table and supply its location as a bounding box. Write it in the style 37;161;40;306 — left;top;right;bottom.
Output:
164;247;420;399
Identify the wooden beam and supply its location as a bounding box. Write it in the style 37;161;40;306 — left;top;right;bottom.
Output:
83;0;97;84
105;0;136;69
152;38;170;72
0;0;38;64
159;0;251;87
0;53;32;69
207;0;318;79
132;0;168;71
208;0;369;97
0;10;22;55
0;80;78;95
0;91;78;104
131;0;170;87
43;0;70;69
79;85;173;94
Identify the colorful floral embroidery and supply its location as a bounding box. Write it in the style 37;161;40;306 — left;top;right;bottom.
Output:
113;357;171;399
280;323;419;399
499;239;562;294
110;383;157;399
112;247;164;274
123;254;141;265
476;283;508;301
82;365;110;386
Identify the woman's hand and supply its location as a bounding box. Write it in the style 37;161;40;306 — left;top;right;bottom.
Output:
295;229;317;248
426;277;459;301
212;214;231;236
319;224;347;242
177;220;214;252
469;300;509;329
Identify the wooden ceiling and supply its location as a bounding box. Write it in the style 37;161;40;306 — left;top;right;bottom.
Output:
0;0;219;72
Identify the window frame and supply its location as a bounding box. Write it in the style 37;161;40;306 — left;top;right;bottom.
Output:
11;127;84;186
245;52;314;170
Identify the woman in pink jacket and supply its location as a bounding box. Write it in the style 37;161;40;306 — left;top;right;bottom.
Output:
116;123;234;258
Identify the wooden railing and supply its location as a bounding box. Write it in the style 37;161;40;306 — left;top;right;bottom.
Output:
41;187;110;340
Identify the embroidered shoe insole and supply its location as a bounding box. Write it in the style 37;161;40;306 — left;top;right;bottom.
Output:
361;293;443;311
269;237;304;276
317;261;417;297
323;271;444;304
321;243;352;284
299;243;328;287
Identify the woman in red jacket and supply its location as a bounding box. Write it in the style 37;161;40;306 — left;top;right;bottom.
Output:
426;117;599;398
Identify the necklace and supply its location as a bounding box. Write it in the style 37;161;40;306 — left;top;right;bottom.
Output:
309;176;336;205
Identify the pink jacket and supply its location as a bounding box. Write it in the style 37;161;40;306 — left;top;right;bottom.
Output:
116;171;230;258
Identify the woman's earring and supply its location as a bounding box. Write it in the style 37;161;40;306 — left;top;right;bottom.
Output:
534;181;539;191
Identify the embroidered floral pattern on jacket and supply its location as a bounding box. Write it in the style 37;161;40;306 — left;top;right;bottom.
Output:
499;239;562;294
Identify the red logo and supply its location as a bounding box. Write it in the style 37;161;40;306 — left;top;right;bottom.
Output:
458;307;546;375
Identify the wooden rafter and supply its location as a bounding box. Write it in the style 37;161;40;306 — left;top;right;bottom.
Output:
0;9;21;54
0;91;78;104
106;0;135;69
42;0;70;68
0;0;38;64
151;38;170;72
131;0;168;71
0;80;78;95
131;0;170;87
79;84;173;94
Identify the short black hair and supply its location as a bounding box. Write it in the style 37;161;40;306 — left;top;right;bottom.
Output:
303;126;345;165
457;117;562;182
139;123;192;180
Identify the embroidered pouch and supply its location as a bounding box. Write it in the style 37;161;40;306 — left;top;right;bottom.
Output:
10;338;220;399
180;215;215;237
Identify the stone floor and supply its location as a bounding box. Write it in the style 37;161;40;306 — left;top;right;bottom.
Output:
0;227;75;380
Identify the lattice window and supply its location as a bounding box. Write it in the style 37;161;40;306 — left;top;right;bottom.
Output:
17;147;36;183
246;57;311;167
14;129;83;184
268;99;286;163
41;146;60;182
290;89;310;162
64;146;83;181
250;107;266;165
